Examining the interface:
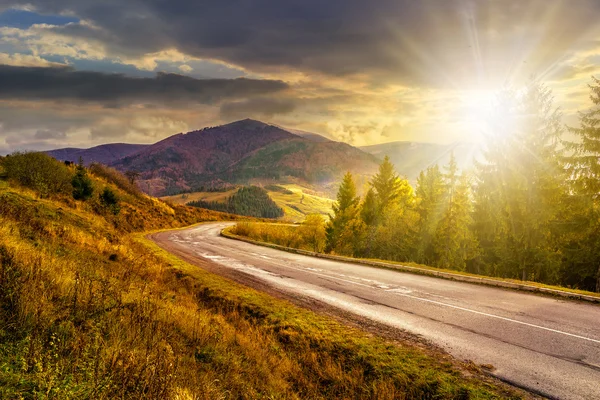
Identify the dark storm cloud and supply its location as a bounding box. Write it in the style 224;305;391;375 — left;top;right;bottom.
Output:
219;98;296;119
3;0;600;87
0;65;288;105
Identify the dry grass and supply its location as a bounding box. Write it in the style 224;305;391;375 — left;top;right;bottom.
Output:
0;159;524;399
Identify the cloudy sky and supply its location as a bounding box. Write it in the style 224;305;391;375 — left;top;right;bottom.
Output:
1;0;600;153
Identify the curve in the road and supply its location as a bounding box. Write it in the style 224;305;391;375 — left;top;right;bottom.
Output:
151;222;600;400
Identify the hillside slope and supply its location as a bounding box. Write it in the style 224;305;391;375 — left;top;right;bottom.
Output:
47;143;149;165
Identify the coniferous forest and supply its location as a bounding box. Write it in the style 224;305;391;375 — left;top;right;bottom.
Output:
187;186;284;218
326;80;600;292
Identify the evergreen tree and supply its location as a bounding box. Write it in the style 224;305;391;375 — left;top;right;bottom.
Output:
326;172;361;254
473;82;565;282
371;156;404;214
72;158;94;201
360;188;378;226
100;187;121;215
563;77;600;291
434;173;479;270
414;165;446;265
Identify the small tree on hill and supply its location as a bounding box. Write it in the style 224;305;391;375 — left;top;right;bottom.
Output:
72;158;94;201
100;187;121;215
125;170;141;186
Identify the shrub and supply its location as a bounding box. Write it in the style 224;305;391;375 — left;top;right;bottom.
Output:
71;162;94;200
2;152;72;197
300;214;327;252
89;163;141;197
100;187;121;215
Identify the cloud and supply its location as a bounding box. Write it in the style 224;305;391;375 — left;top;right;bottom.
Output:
0;52;66;67
34;129;66;139
0;64;289;106
3;0;600;88
178;64;192;73
219;98;296;119
90;115;189;139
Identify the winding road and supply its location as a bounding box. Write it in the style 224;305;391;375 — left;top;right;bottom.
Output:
151;222;600;400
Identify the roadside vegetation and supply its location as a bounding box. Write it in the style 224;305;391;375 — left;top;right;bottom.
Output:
0;153;523;399
232;214;327;252
232;79;600;293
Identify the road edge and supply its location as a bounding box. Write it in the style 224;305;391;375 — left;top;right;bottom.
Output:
221;227;600;304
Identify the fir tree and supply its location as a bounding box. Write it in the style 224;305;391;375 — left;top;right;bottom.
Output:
371;156;403;214
414;165;446;265
563;77;600;291
473;83;565;282
72;158;94;201
326;172;361;254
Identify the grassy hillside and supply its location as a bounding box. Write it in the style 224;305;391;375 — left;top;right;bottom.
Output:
266;184;335;221
163;184;335;222
0;154;524;399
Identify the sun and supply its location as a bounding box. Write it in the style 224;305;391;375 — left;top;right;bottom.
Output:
458;89;497;141
460;90;496;121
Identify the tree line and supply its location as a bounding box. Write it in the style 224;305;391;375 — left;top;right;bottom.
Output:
326;79;600;292
187;186;284;218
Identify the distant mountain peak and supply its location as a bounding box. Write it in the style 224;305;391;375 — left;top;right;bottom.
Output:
222;118;274;129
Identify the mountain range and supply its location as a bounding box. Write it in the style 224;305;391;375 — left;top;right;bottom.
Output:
47;119;479;196
48;119;380;196
47;143;149;166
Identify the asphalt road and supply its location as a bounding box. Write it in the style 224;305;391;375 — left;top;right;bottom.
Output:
151;222;600;400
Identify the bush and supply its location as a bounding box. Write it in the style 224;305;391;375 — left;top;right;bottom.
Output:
2;152;72;197
71;163;94;200
89;163;141;197
100;187;121;215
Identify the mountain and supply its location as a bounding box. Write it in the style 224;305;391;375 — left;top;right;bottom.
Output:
112;119;379;195
47;143;149;165
280;127;332;142
360;141;480;180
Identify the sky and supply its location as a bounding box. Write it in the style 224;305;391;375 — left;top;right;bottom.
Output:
1;0;600;154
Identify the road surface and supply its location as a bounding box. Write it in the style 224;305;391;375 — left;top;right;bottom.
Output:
151;223;600;400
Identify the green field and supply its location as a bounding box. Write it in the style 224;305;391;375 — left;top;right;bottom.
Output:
163;184;335;222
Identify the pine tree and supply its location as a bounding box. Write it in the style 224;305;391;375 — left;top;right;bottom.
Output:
564;76;600;197
473;82;565;282
563;77;600;291
414;164;446;265
360;188;378;226
434;173;479;270
371;156;404;214
72;158;94;201
326;172;361;254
